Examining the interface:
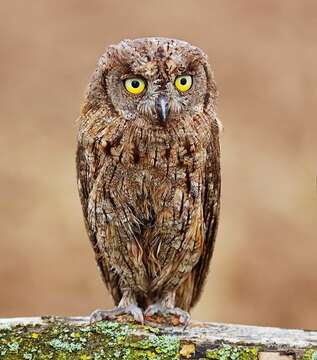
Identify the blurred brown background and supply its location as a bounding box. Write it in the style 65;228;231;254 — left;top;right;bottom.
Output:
1;0;316;329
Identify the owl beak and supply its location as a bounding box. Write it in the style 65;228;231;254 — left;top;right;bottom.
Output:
155;95;170;123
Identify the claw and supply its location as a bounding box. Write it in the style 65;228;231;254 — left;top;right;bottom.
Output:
90;304;144;324
144;304;190;327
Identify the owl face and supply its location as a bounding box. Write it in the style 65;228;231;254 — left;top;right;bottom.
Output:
85;38;217;126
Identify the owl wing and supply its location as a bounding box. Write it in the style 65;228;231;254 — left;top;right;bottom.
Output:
76;133;122;304
190;136;221;308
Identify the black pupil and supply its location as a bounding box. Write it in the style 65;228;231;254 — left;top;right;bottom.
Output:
180;77;187;85
131;80;140;88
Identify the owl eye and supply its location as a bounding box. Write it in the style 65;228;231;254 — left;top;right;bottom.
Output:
124;77;146;94
174;75;192;92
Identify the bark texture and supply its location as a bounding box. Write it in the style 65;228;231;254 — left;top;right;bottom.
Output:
0;317;316;359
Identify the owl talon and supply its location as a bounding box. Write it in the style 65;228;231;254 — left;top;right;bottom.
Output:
144;304;190;326
90;304;144;324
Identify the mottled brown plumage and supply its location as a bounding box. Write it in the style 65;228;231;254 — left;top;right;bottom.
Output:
76;37;221;324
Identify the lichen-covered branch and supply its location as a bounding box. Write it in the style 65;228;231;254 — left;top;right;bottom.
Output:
0;317;316;359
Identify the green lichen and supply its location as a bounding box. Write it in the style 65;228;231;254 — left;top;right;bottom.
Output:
0;319;180;359
206;344;258;360
22;353;33;360
48;338;83;352
303;349;317;360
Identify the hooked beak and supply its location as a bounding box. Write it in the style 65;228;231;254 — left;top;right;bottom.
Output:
155;95;170;123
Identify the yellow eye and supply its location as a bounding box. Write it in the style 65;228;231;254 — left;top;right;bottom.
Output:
174;75;192;92
124;78;146;94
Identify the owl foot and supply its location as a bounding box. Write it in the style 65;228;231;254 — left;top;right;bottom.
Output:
90;304;144;324
144;304;190;327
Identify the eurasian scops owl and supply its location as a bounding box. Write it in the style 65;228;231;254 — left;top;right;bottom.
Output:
76;37;221;324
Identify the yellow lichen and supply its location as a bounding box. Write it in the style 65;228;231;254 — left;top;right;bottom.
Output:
180;343;195;358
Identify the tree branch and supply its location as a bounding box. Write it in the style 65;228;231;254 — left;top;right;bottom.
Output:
0;317;316;359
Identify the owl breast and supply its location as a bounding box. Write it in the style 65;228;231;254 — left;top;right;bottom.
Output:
89;117;210;296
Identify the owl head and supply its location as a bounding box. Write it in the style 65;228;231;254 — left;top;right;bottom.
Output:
83;37;217;126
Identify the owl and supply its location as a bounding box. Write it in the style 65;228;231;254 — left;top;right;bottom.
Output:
76;37;221;325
